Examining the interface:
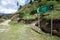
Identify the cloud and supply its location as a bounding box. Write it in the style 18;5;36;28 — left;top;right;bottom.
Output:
18;0;26;5
0;8;17;14
0;0;19;14
0;0;30;14
1;0;7;5
18;0;30;6
0;6;17;14
1;0;17;6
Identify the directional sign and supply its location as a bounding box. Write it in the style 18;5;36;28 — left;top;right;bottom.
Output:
37;4;54;14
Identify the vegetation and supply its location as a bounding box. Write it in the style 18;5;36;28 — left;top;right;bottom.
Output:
0;0;60;40
0;23;59;40
13;0;59;20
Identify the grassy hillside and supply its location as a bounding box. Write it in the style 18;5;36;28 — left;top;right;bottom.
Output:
0;23;59;40
0;0;60;40
14;1;59;20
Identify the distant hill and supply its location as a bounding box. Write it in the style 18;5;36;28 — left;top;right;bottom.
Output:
0;13;13;16
0;13;13;19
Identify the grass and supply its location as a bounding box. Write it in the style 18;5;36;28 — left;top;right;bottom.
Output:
23;15;37;19
0;23;59;40
43;10;60;19
0;4;60;40
0;1;60;40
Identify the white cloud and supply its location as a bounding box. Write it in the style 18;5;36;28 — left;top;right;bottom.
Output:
0;9;17;14
0;6;17;14
0;0;30;14
1;0;8;5
1;0;17;6
18;0;26;5
0;0;18;14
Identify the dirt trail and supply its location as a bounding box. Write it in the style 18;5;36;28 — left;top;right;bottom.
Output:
0;19;11;26
0;19;11;32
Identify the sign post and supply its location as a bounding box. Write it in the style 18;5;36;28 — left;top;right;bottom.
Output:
51;11;53;36
49;5;54;36
37;4;54;36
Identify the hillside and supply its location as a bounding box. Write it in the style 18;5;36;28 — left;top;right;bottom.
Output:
12;1;59;20
13;0;60;37
0;0;60;40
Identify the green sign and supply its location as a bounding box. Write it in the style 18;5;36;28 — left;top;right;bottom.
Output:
37;4;54;14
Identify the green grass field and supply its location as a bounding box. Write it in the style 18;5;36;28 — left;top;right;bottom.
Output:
0;23;59;40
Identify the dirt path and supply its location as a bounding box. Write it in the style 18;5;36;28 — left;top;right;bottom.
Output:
0;19;11;32
0;19;11;26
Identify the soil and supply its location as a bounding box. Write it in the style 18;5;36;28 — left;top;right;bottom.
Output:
0;19;11;26
35;19;60;37
18;18;38;24
18;17;60;37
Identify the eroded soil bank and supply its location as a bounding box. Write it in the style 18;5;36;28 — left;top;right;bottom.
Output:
35;19;60;37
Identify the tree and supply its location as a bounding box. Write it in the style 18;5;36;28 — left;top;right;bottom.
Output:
18;6;22;10
30;0;33;4
17;1;19;6
30;0;39;4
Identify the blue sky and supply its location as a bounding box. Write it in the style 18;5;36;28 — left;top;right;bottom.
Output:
0;0;30;14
